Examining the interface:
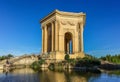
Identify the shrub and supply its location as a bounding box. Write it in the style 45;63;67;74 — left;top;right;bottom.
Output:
76;58;101;67
48;63;55;71
38;59;45;65
30;59;45;70
65;54;70;61
30;61;40;70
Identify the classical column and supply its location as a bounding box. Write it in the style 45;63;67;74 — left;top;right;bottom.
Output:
51;22;54;51
67;42;69;54
80;23;84;52
72;37;75;53
42;27;44;53
78;30;81;52
44;25;48;53
55;20;59;51
71;40;73;54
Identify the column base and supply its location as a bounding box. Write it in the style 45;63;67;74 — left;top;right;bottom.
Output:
69;52;85;59
41;51;85;61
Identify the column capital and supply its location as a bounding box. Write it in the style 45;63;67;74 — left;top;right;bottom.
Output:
54;19;59;23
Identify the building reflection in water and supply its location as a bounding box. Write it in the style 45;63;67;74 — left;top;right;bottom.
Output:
0;68;101;82
0;68;120;82
39;69;88;82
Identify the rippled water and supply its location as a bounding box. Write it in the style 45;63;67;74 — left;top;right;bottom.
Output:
0;68;120;82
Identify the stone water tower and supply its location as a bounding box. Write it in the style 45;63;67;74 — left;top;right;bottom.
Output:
40;10;86;61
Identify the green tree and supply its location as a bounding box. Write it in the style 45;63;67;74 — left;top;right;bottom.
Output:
100;54;120;64
7;54;14;58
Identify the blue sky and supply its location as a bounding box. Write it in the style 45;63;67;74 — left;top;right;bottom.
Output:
0;0;120;57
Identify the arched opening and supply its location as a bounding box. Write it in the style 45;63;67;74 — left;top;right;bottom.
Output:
64;32;73;54
47;24;52;53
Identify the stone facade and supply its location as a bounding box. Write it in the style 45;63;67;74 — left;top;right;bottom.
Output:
40;9;86;60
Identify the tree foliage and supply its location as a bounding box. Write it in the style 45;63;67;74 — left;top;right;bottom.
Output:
0;54;14;60
30;59;45;70
100;54;120;64
7;54;14;58
75;55;101;67
64;54;70;61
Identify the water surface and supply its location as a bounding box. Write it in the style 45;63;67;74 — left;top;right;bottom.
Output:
0;68;120;82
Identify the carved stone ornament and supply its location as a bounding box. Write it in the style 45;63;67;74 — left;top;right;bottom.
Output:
61;21;67;25
61;20;75;26
67;21;75;26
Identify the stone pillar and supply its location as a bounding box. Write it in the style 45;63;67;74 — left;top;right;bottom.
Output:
51;22;54;51
42;27;44;53
59;35;64;52
68;42;70;54
80;23;84;52
78;30;81;52
44;25;48;53
71;40;73;54
72;36;74;53
55;20;59;51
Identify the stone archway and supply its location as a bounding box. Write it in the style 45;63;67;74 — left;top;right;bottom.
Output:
64;32;73;54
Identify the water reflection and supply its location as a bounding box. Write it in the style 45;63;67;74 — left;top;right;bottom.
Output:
39;68;101;82
0;68;40;82
39;69;88;82
0;68;120;82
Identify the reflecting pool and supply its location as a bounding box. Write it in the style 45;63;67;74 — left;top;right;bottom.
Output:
0;68;120;82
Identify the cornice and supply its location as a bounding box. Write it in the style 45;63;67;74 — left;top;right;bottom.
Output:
40;9;86;24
